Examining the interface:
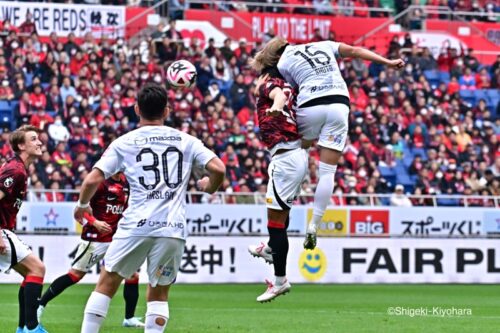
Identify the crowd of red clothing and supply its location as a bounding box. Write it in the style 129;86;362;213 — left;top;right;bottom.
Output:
0;18;498;205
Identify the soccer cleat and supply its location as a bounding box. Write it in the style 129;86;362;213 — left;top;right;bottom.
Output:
37;305;44;324
303;223;317;250
248;242;273;264
25;324;49;333
123;317;145;328
256;279;291;303
15;327;25;333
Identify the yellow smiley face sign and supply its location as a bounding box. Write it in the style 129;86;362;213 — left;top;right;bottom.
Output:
299;247;327;281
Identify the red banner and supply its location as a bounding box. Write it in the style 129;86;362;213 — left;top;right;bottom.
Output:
184;9;388;44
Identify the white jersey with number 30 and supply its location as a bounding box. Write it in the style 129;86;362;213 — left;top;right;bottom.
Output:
94;125;216;240
277;41;349;107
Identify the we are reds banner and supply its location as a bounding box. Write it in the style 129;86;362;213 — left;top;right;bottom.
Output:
0;1;125;37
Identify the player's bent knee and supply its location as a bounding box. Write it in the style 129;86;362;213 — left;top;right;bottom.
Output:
127;272;140;282
23;255;46;277
84;292;111;317
68;269;86;282
318;161;338;178
95;272;123;297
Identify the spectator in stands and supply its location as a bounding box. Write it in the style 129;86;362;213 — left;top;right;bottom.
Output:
48;115;70;144
310;28;324;42
166;20;182;41
459;67;477;90
262;28;276;44
390;184;413;207
220;38;234;62
18;11;37;36
0;78;14;100
64;33;80;57
60;77;77;104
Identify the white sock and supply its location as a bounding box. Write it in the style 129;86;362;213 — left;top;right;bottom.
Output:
81;292;111;333
145;301;169;333
275;276;286;285
311;162;337;227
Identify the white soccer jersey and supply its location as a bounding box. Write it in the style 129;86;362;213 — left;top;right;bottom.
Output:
277;41;350;107
94;125;216;240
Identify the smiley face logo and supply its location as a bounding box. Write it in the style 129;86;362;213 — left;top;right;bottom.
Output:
299;247;327;281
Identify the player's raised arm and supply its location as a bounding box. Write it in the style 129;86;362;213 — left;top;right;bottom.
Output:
74;168;105;221
338;43;405;69
197;157;226;194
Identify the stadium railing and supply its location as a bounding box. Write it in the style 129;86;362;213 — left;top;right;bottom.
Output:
27;189;500;208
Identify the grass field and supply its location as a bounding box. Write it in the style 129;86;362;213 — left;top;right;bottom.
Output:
1;284;499;333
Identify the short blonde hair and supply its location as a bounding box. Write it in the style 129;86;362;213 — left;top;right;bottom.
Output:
10;125;41;154
250;37;288;73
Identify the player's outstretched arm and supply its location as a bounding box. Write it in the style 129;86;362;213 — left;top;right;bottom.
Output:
74;168;105;222
197;157;226;194
338;43;405;69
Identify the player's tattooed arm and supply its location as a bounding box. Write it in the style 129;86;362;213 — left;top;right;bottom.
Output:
338;43;405;69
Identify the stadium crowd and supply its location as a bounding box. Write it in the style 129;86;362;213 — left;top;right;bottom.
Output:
0;17;498;206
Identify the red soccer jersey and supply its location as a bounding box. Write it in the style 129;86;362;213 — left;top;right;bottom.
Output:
81;174;129;242
256;78;300;150
0;156;28;230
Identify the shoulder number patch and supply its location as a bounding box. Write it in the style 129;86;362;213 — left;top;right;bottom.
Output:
3;177;14;188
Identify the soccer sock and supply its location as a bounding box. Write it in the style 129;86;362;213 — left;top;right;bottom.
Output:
268;221;289;278
40;272;81;307
123;278;139;319
311;162;337;228
81;292;111;333
18;280;26;329
24;275;43;330
275;276;287;285
145;301;169;333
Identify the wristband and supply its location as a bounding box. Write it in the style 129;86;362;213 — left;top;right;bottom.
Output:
83;212;96;227
77;201;90;208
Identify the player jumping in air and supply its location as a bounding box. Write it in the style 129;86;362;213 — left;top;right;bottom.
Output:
247;64;308;302
0;125;49;333
75;83;225;333
255;38;404;249
37;172;145;328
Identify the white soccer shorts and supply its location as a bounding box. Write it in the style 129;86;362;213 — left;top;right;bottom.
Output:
104;237;185;287
71;241;110;272
296;103;350;151
266;148;308;210
0;230;32;273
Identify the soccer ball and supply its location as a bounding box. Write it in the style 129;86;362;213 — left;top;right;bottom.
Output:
166;60;197;88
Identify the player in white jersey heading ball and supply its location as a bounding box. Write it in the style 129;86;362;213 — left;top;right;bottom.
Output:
253;38;404;249
74;83;226;333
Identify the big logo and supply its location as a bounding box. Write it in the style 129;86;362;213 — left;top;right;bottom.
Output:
350;210;389;235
